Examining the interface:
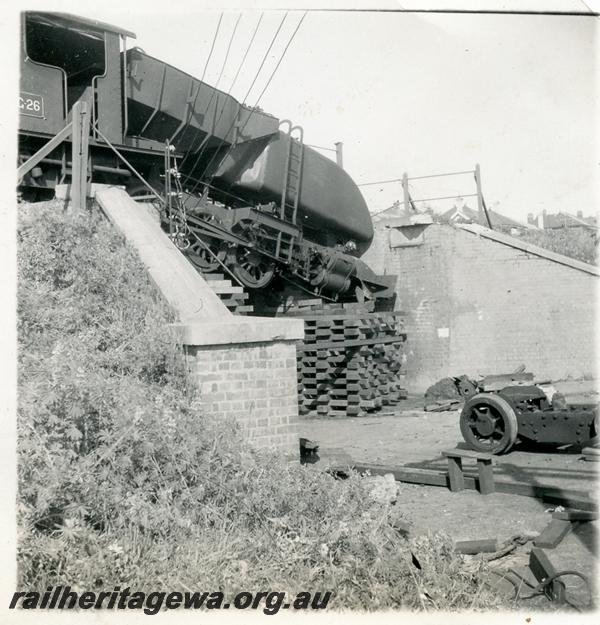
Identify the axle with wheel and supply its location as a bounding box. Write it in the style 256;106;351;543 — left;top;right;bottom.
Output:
459;383;598;454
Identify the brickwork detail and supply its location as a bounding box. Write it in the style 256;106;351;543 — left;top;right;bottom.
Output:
370;222;597;391
184;341;300;455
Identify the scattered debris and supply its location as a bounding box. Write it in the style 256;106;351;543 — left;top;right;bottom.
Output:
364;473;399;504
424;399;462;412
424;377;463;402
299;437;319;462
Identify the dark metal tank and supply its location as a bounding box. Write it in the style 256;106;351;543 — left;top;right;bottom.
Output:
125;50;373;255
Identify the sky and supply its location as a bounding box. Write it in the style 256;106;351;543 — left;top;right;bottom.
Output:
3;0;599;223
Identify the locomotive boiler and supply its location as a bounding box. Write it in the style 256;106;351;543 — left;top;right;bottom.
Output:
18;12;395;302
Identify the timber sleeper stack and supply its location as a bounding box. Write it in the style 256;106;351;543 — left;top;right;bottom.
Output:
297;311;407;417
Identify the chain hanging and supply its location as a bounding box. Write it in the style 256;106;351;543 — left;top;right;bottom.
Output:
163;142;190;250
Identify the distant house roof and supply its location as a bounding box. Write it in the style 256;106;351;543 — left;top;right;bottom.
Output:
540;211;598;230
439;204;536;230
371;201;433;226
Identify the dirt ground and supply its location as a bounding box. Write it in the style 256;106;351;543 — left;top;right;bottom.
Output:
299;390;598;611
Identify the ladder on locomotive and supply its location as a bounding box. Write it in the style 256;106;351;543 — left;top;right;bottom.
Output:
275;120;304;263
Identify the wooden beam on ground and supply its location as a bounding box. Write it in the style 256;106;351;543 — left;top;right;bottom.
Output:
534;518;578;549
529;548;566;604
454;538;499;554
552;508;598;522
351;462;596;508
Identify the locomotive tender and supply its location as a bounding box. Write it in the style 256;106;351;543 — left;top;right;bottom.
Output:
19;12;394;302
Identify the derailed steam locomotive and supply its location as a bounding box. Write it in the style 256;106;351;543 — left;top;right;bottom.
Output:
18;12;395;303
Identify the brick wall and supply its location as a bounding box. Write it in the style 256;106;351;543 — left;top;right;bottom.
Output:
366;222;597;392
184;340;300;456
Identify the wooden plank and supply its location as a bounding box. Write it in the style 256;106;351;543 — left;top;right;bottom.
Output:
353;462;595;507
18;120;73;180
529;548;566;603
540;492;597;511
442;448;496;462
552;508;598;521
353;463;450;488
454;539;499;554
534;519;577;549
446;456;465;492
477;461;495;495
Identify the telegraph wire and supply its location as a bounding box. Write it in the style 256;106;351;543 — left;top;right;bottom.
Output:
201;11;307;196
200;12;224;83
242;11;307;124
179;13;242;164
177;12;225;168
240;12;289;105
189;12;290;192
227;13;265;97
180;12;260;179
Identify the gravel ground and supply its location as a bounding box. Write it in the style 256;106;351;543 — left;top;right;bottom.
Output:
298;397;598;611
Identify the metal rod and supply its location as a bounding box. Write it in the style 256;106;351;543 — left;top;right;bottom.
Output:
475;163;493;229
357;177;402;187
93;124;165;205
358;169;476;187
334;141;343;168
411;192;478;203
402;172;410;214
408;169;475;181
17;122;73;180
306;143;336;152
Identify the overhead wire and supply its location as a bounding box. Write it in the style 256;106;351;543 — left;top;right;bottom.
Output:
212;11;307;203
179;12;264;181
177;11;225;168
178;13;242;161
188;12;291;193
242;11;307;120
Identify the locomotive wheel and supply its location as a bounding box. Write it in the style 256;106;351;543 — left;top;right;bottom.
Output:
460;393;518;454
187;236;226;273
231;246;275;289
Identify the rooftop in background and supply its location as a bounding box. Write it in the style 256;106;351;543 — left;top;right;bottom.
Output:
438;203;536;232
371;200;433;227
528;210;598;230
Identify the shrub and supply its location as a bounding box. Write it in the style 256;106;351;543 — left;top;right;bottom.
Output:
518;227;597;265
16;201;505;611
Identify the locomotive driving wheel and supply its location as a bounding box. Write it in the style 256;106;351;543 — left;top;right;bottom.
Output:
459;393;518;454
186;216;226;273
231;245;275;289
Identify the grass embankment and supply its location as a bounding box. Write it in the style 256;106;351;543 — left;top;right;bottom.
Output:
16;201;505;611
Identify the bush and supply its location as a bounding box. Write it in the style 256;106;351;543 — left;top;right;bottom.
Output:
17;201;505;611
518;228;597;265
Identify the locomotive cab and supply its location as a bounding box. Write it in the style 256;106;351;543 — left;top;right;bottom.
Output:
20;12;133;144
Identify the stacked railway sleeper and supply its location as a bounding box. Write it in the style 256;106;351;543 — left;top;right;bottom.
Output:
188;270;407;416
293;304;408;418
